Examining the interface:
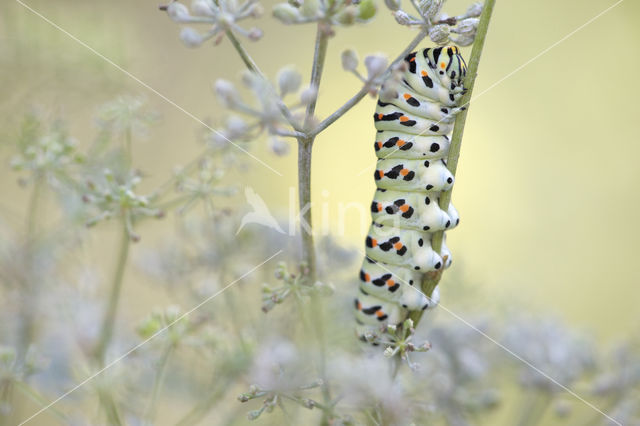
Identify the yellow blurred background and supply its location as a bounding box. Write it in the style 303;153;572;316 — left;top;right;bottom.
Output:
1;0;639;355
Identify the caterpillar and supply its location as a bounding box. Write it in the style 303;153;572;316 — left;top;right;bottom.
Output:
355;46;467;340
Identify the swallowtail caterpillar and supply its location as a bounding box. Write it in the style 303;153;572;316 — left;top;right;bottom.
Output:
355;46;467;339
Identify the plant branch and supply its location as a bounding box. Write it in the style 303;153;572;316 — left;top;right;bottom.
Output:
94;220;131;365
411;0;496;324
225;30;304;133
309;27;428;137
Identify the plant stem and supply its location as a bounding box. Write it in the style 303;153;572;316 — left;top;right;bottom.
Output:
225;30;303;133
302;24;329;132
144;344;174;424
297;23;329;279
410;0;496;323
94;220;130;365
309;27;428;137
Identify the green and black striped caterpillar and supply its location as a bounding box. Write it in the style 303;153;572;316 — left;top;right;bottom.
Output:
355;46;467;339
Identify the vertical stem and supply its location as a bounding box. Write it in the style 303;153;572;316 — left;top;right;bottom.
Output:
303;25;329;132
94;220;130;365
297;139;316;277
144;345;174;424
297;24;329;279
410;0;496;324
124;126;133;168
16;175;44;363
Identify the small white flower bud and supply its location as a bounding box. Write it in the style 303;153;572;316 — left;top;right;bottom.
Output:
248;3;264;18
247;27;263;41
463;2;483;18
180;27;204;47
455;18;479;35
364;54;388;81
226;116;248;137
451;34;475;46
300;0;320;19
167;2;192;22
214;79;241;106
247;410;262;420
299;85;317;105
335;5;358;25
341;49;359;72
383;346;396;358
273;3;301;24
428;24;450;45
393;10;411;25
384;0;401;11
419;0;443;20
269;138;290;156
191;0;215;16
277;66;302;96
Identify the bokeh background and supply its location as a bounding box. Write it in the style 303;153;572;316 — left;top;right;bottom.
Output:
1;0;640;424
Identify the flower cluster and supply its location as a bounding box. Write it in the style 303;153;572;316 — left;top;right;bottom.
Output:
9;113;83;186
261;262;333;313
213;70;316;154
386;0;483;46
82;170;163;241
272;0;376;28
161;0;264;47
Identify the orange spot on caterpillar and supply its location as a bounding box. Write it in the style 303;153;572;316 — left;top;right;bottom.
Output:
399;116;409;122
371;239;378;247
377;170;384;178
376;310;385;318
403;93;411;100
377;204;383;212
410;56;416;62
400;169;409;176
376;141;382;149
399;205;409;213
440;62;446;69
364;273;370;282
421;70;427;76
397;139;405;146
357;301;362;310
393;242;403;250
386;279;395;287
377;113;383;119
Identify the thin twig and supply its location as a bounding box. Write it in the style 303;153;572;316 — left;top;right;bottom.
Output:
309;27;429;137
225;30;304;133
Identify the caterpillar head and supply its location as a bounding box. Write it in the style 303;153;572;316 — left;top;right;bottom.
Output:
426;46;467;89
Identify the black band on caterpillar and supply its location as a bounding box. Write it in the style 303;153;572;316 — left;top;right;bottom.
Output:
356;46;466;340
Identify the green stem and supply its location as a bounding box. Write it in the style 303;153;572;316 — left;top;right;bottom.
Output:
411;0;496;327
144;345;174;424
94;220;130;365
124;126;133;167
515;391;552;426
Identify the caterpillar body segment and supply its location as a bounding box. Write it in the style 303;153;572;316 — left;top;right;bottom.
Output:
373;104;455;136
365;224;444;272
370;189;458;232
359;259;430;311
374;158;455;193
354;291;407;326
356;46;466;340
374;131;451;160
